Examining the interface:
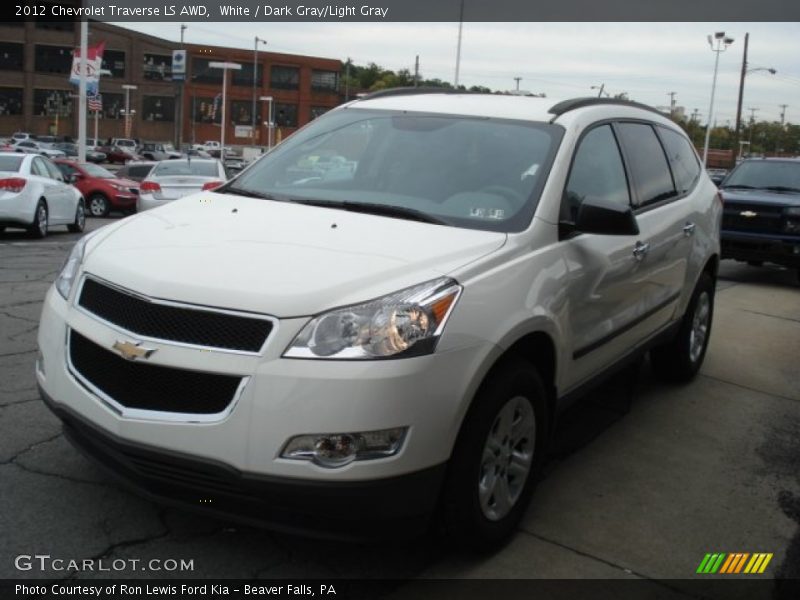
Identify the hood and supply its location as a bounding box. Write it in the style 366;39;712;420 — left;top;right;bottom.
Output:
84;193;506;317
720;188;800;208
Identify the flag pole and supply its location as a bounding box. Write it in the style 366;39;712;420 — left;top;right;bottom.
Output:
78;20;88;163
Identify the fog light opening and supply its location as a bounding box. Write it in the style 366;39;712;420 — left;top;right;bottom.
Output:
282;427;408;468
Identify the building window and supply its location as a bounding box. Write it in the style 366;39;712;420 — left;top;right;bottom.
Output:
35;22;74;32
0;43;24;71
142;96;175;122
101;93;124;119
0;88;23;115
102;50;126;78
34;89;73;117
230;100;260;125
191;58;223;84
270;66;299;90
310;106;330;120
311;70;338;92
143;54;173;81
34;45;73;75
274;103;298;127
232;62;263;87
192;96;221;124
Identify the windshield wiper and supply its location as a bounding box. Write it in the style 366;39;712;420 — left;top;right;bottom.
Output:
217;186;288;201
289;198;447;225
762;186;800;193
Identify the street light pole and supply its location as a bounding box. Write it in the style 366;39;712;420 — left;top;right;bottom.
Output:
177;24;186;150
121;84;137;139
209;61;241;161
702;32;734;167
252;36;267;145
260;95;273;150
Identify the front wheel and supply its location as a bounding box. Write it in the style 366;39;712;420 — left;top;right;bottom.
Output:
88;194;109;218
650;272;715;382
442;358;548;550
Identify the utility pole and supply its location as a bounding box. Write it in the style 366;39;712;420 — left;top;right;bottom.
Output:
414;55;419;87
747;106;759;149
344;58;350;102
777;104;788;154
177;24;186;150
667;91;676;117
732;32;749;168
514;77;522;91
454;0;464;87
252;36;266;145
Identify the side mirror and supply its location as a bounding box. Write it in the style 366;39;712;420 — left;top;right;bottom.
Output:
571;198;639;236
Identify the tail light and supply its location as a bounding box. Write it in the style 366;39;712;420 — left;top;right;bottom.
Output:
202;180;224;191
140;181;161;193
0;177;27;193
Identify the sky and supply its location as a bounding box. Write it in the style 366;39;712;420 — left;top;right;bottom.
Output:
114;21;800;125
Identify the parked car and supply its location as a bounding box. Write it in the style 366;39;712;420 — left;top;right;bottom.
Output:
185;148;212;159
137;158;226;211
37;92;720;546
0;152;84;237
52;142;107;164
13;140;66;158
12;132;35;143
706;168;728;186
718;157;800;281
139;142;183;161
54;159;139;217
114;161;157;183
99;144;142;164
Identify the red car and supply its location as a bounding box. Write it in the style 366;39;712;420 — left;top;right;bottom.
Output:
54;160;139;217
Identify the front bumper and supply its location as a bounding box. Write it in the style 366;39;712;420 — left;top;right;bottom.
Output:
41;386;444;540
36;277;488;535
721;231;800;268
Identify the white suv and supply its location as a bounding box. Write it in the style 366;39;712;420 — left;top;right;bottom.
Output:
37;91;721;546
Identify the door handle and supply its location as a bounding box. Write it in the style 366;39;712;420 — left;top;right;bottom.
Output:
683;222;696;237
632;241;650;261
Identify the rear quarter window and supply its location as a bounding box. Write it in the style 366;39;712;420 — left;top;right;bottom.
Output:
658;127;701;195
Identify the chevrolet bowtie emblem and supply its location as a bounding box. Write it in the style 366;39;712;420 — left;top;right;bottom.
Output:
740;210;758;218
112;340;156;361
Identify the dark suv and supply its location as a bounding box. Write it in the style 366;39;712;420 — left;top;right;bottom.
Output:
719;158;800;281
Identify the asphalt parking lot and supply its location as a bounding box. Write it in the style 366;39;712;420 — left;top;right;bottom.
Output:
1;219;798;596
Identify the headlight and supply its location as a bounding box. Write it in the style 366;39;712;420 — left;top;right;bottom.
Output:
284;277;461;360
55;235;90;300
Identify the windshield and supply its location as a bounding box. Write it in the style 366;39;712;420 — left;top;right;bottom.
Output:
723;161;800;191
228;108;562;232
82;163;115;178
0;155;23;172
152;161;219;177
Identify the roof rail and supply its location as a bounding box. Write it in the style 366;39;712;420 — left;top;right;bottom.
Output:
358;87;468;101
548;97;664;117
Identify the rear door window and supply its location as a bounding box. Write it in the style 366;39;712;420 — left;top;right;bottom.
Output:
616;122;677;208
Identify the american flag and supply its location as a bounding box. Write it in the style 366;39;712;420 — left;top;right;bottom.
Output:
88;94;102;112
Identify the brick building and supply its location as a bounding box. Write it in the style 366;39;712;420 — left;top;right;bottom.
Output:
0;20;342;145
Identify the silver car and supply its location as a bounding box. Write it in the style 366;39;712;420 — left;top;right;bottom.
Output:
13;140;66;158
137;159;226;211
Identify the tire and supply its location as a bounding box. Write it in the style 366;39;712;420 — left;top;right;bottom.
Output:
87;193;110;218
650;272;715;383
67;200;86;233
29;199;48;239
442;358;548;550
